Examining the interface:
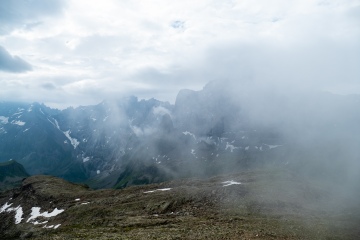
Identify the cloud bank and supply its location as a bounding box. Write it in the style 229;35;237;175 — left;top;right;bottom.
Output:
0;46;32;73
0;0;358;108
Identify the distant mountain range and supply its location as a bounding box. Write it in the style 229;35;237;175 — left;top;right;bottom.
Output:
1;81;359;189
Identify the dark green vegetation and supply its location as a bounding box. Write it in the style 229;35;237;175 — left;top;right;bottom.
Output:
1;168;359;239
0;160;29;191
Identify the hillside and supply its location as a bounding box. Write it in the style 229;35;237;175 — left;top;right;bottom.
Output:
1;169;359;239
0;160;29;192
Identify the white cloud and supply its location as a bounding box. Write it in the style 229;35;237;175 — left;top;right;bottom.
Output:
0;0;358;107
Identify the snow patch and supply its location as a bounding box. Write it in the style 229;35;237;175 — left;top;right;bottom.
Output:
43;225;54;229
14;207;24;224
97;170;100;174
0;116;9;124
144;188;172;194
225;142;238;152
0;202;12;213
83;157;90;163
0;203;23;224
63;130;80;149
222;180;241;187
54;119;60;130
11;120;26;126
182;131;196;140
265;144;282;149
27;207;65;223
33;220;48;225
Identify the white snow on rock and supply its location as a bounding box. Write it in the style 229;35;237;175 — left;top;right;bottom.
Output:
75;198;80;201
182;131;196;140
0;202;12;213
265;144;282;149
11;120;26;126
191;149;196;155
54;119;60;130
83;157;90;163
222;180;241;187
144;188;172;194
43;225;54;229
54;224;61;229
14;207;24;224
0;116;9;124
33;220;48;225
225;142;238;152
97;170;100;174
27;207;65;223
0;202;23;224
81;202;90;205
63;130;80;149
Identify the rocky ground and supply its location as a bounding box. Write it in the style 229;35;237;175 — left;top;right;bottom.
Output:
1;168;359;239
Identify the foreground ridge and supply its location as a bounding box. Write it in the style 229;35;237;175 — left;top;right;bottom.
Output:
0;170;359;239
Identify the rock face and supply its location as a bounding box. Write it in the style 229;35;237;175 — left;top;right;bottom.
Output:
1;81;360;189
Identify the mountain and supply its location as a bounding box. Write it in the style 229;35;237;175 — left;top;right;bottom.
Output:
0;82;360;190
0;170;359;239
0;160;29;192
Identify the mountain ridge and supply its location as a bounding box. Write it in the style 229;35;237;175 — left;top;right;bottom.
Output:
0;82;359;190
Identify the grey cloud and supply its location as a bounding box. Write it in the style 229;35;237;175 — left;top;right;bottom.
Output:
41;82;57;90
0;45;32;73
0;0;65;34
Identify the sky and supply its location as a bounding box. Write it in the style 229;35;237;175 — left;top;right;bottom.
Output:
0;0;359;109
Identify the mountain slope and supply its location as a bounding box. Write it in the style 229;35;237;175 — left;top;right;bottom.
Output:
0;169;359;239
0;160;29;192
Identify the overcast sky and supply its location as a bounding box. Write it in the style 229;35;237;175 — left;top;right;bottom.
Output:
0;0;359;108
